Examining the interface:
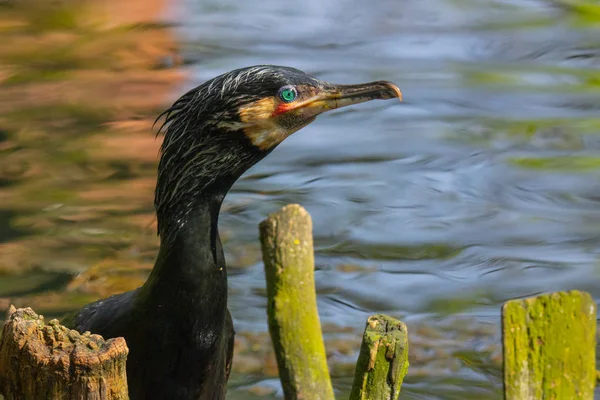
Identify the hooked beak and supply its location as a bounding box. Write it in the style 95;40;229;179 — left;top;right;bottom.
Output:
287;80;402;118
321;80;402;106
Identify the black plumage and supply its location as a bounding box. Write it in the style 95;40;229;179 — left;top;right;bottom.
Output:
69;65;401;400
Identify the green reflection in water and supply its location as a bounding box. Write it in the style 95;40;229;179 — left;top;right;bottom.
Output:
510;155;600;171
321;241;463;261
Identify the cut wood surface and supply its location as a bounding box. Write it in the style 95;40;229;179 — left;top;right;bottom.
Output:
350;314;409;400
0;306;129;400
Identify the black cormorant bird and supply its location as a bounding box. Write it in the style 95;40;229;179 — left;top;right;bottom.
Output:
70;65;401;400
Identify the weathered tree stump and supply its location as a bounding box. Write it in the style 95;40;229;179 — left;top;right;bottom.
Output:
0;306;129;400
502;290;596;400
349;314;409;400
259;204;335;400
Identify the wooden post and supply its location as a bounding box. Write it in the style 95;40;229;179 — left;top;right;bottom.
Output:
259;204;335;400
0;306;129;400
349;314;409;400
502;290;596;400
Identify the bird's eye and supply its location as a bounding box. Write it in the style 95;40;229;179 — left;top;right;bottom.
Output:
278;86;298;103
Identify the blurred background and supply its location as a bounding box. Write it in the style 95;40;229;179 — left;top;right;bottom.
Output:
1;0;600;398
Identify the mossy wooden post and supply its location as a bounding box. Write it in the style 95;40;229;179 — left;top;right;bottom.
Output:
350;314;409;400
0;306;129;400
259;204;335;400
502;290;596;400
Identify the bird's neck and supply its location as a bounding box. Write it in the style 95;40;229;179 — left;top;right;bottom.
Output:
139;122;265;320
139;190;228;318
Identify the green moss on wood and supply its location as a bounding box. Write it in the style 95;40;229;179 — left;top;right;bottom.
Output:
502;290;596;400
259;204;334;400
350;314;409;400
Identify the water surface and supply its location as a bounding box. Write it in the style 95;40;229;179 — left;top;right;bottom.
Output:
2;0;600;398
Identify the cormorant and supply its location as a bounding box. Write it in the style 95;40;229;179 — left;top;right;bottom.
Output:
70;65;401;400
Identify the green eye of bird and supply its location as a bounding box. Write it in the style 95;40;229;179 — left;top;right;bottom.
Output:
278;86;297;102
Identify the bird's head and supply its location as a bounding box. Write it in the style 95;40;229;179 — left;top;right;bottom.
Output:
155;65;401;237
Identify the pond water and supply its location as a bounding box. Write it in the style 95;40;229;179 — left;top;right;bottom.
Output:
1;0;600;398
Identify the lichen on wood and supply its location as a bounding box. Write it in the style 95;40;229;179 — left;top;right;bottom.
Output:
0;306;129;400
350;314;409;400
259;204;334;400
502;290;596;400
